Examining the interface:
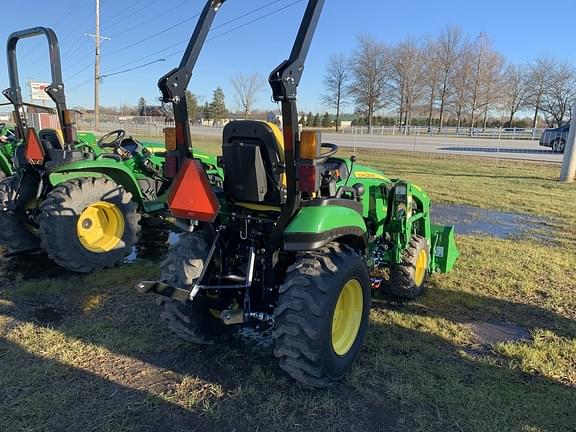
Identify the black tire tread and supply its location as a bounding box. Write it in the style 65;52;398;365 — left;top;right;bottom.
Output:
38;177;140;273
0;175;40;253
273;243;368;387
387;235;429;299
159;231;231;345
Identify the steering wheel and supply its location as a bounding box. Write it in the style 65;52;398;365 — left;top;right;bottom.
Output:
318;142;338;163
97;129;126;148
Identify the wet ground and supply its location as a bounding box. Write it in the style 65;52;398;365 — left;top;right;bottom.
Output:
432;204;552;239
469;321;531;347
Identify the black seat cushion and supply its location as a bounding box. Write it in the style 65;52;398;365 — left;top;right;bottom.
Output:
222;121;284;206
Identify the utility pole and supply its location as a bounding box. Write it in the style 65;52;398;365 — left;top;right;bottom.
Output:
86;0;110;132
560;105;576;183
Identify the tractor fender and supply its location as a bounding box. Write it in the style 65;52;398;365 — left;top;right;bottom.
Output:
283;205;368;253
48;159;145;205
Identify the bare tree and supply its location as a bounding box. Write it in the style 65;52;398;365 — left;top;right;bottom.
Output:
422;37;441;128
502;64;529;127
231;73;265;119
435;26;465;131
349;35;391;129
391;38;425;130
321;53;351;131
479;50;504;129
460;33;504;130
539;62;576;126
527;56;555;128
450;41;472;129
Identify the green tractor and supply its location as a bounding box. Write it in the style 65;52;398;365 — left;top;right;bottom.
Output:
0;122;17;179
0;120;98;180
137;0;458;386
0;27;221;272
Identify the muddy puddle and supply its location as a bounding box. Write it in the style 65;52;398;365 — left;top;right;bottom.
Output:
432;204;552;239
470;321;531;346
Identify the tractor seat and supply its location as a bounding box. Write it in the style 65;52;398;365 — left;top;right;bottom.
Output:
222;121;286;209
39;129;63;150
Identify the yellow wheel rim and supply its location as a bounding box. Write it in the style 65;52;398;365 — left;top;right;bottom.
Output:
414;249;428;286
331;279;363;356
76;201;124;253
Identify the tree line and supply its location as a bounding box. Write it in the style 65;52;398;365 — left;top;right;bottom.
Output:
323;26;576;131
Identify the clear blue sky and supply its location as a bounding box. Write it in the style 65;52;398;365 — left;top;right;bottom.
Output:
1;0;575;114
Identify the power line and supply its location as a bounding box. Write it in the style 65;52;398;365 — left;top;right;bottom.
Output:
99;58;166;79
18;0;83;61
108;0;191;38
101;0;158;30
105;0;289;59
67;0;304;92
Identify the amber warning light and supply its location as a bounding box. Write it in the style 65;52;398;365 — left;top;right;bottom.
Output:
167;159;220;222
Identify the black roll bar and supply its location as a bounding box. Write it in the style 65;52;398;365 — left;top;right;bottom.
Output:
163;0;324;288
158;0;225;170
2;27;75;145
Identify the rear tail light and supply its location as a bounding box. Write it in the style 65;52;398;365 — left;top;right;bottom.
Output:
164;155;178;178
168;159;220;222
24;127;45;164
298;164;319;193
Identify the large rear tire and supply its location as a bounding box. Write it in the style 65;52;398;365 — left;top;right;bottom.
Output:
0;175;40;253
273;243;371;387
386;235;429;299
38;178;140;273
159;231;232;344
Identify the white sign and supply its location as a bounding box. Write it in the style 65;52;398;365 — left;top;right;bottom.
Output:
30;82;51;101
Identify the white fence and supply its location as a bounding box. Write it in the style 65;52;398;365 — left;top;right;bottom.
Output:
341;126;544;141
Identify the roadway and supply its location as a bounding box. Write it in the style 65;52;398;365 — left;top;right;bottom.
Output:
189;126;563;163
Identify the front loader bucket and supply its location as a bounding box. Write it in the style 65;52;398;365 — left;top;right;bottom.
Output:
430;223;459;273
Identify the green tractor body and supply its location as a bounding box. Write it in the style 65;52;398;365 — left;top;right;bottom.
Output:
137;0;459;387
0;27;221;272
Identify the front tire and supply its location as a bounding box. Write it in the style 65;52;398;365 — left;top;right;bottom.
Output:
0;175;40;253
159;231;232;344
386;235;429;299
273;243;371;387
38;178;140;273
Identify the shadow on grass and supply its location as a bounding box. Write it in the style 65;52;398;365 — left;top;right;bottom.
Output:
374;283;576;341
0;337;221;432
1;260;575;431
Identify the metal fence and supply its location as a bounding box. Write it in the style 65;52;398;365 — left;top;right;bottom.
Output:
340;126;544;141
2;113;566;165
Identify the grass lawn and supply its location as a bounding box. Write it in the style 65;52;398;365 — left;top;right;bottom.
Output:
1;147;575;431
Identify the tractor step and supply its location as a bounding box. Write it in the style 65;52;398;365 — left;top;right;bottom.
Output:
135;280;191;303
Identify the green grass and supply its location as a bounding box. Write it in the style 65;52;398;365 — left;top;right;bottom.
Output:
1;150;575;431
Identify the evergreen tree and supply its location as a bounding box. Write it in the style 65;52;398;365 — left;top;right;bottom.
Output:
185;90;199;121
306;111;314;127
322;112;332;128
210;87;227;125
312;113;321;127
202;101;212;122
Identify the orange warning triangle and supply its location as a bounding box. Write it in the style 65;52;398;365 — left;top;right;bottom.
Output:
24;127;45;165
168;159;220;222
